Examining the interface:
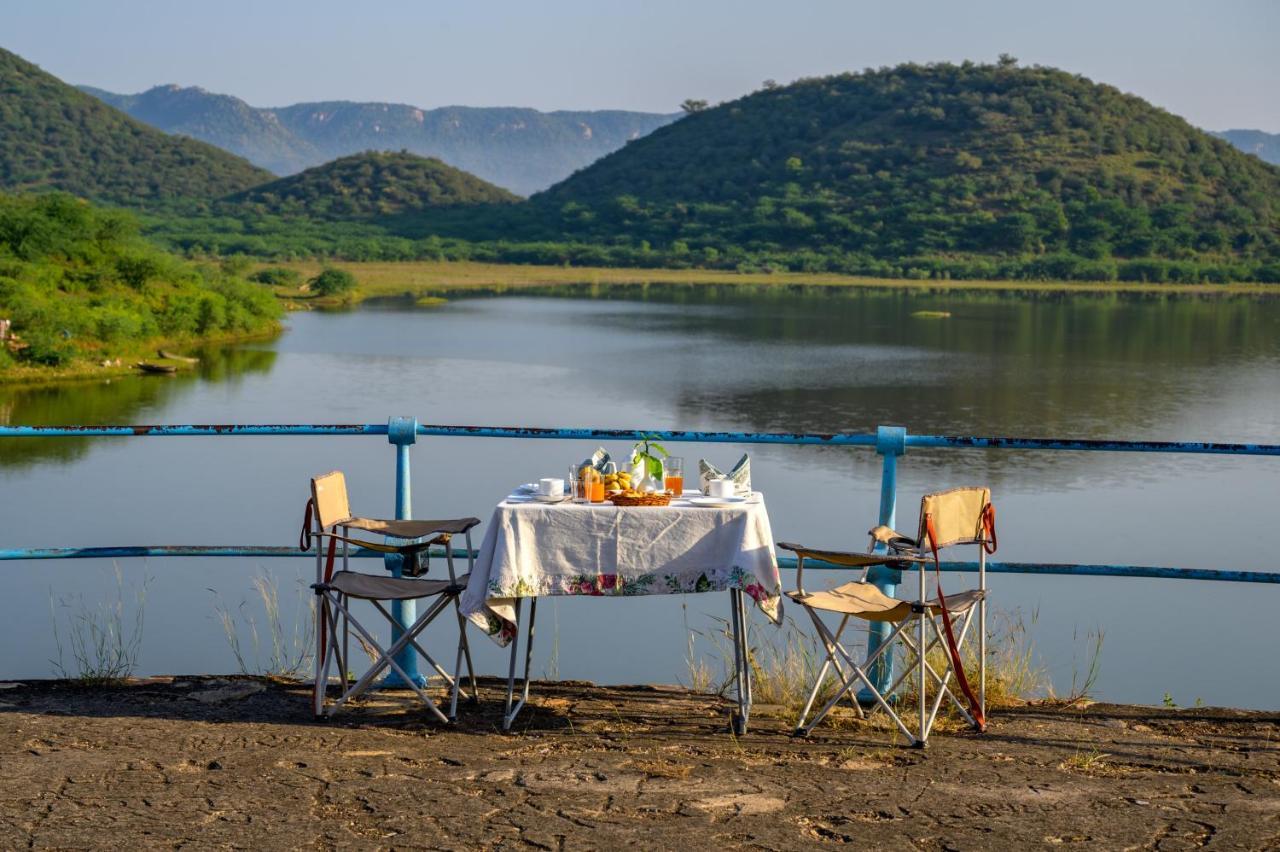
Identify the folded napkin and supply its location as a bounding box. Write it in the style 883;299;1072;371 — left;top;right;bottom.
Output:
699;454;751;495
577;447;612;474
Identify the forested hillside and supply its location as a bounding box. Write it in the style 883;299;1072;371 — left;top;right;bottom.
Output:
515;60;1280;281
0;193;280;374
0;49;272;208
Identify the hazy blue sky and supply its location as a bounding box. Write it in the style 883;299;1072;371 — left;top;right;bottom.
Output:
6;0;1277;130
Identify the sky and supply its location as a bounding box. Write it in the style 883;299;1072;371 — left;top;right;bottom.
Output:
5;0;1278;131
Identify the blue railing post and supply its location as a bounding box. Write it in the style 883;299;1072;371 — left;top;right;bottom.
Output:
382;416;425;688
860;425;907;700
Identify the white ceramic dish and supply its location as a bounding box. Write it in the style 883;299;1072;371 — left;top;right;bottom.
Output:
685;495;748;508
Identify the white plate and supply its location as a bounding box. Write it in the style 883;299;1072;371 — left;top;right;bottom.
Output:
530;493;571;503
685;495;749;508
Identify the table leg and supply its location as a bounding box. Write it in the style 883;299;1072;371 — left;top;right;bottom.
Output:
730;589;752;736
502;597;537;731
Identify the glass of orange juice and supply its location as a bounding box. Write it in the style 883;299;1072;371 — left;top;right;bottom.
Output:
663;456;684;495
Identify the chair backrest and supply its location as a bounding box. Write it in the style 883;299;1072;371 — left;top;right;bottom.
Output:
311;470;352;530
916;486;992;551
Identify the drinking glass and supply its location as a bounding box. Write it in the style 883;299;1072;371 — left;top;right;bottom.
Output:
570;465;588;503
664;456;684;495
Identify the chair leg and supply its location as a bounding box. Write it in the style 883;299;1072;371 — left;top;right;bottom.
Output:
313;593;327;718
898;621;975;730
369;598;459;692
795;610;865;735
918;611;928;747
341;593;350;686
462;532;480;699
327;594;450;723
925;609;979;729
452;597;479;703
798;613;916;744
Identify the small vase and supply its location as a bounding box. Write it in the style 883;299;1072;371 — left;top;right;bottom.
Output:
631;458;663;493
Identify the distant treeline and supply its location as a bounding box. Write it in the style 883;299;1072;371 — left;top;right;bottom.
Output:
145;211;1280;283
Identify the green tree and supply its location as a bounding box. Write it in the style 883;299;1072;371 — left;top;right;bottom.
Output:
309;267;358;296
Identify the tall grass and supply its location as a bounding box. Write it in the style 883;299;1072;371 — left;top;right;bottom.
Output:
49;563;149;684
686;604;1052;725
211;569;314;677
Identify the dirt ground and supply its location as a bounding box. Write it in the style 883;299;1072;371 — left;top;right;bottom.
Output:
1;677;1277;850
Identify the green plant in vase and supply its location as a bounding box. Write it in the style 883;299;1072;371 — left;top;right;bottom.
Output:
630;434;669;493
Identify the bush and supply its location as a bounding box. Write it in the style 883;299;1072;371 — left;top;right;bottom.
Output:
19;332;76;366
309;267;358;296
249;266;302;287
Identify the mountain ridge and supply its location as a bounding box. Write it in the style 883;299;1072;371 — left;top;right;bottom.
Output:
1212;129;1280;166
79;83;678;195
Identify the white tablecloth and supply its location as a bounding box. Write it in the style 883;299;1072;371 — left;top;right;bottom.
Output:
459;493;783;645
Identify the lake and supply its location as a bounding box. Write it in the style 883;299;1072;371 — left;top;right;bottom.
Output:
2;284;1278;708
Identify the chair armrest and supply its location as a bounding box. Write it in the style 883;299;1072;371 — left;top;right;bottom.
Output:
868;525;918;550
311;530;445;556
777;542;924;566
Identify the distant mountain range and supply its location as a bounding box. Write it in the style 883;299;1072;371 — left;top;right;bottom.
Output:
80;84;678;196
1213;129;1280;166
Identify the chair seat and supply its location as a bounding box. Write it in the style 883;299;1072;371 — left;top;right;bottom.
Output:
788;582;984;622
326;570;468;601
344;516;480;540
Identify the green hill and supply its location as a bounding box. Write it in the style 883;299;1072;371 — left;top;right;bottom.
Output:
0;48;272;208
0;192;281;377
225;151;519;219
516;60;1280;279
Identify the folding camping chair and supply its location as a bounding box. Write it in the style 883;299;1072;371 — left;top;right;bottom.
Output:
779;486;996;747
302;470;481;722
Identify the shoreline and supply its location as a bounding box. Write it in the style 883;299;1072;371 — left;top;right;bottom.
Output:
0;327;282;389
266;259;1280;305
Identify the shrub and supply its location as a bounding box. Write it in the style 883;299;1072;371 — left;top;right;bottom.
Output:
19;332;76;366
309;267;358;296
249;266;302;287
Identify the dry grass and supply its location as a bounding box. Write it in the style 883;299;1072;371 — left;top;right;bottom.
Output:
262;259;1280;305
1061;748;1111;773
696;605;1050;732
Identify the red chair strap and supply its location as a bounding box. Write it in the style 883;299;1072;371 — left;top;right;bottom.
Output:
926;512;987;731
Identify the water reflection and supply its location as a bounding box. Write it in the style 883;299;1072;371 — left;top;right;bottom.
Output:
0;348;276;468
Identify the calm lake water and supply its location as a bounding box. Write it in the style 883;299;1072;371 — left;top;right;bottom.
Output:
3;284;1278;708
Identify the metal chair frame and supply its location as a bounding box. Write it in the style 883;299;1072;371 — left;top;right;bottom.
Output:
784;488;991;747
306;472;479;722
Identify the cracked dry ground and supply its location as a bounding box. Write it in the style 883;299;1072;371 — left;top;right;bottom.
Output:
1;678;1278;849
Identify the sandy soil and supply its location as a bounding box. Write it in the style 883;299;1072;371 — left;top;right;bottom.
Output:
1;677;1277;850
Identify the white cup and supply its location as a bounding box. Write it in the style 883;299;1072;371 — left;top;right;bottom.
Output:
707;477;735;498
539;477;564;497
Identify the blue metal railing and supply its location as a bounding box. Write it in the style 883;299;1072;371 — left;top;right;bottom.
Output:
2;418;1277;689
